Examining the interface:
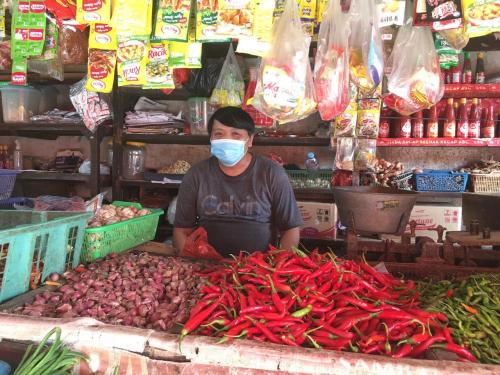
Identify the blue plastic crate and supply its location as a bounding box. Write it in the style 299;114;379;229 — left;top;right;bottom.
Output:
415;170;469;192
0;210;92;302
0;197;30;210
0;170;20;200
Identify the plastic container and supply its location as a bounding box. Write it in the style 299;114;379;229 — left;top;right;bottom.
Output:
0;169;20;200
0;86;41;123
187;97;214;135
470;171;500;193
80;201;164;262
123;142;146;180
37;85;58;114
305;152;320;170
286;170;332;189
0;197;30;210
0;210;91;302
415;170;469;192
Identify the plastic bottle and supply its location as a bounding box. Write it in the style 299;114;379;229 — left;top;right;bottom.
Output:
13;140;23;170
305;152;320;170
444;98;456;138
426;106;439;138
468;98;481;138
456;98;469;138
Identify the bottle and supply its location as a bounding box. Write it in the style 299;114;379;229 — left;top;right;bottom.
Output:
451;65;461;83
468;98;481;138
378;107;391;138
13;140;23;170
453;100;459;120
396;116;412;138
462;52;472;84
426;106;439;138
481;103;496;139
475;52;485;84
456;99;469;138
305;152;320;170
444;98;456;138
412;111;424;138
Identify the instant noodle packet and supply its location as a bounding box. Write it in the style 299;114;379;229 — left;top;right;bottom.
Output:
76;0;111;24
117;36;147;86
463;0;500;37
153;0;192;41
86;49;116;92
356;98;381;138
143;41;175;89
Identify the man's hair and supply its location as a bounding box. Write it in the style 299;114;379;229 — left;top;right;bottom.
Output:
207;107;255;136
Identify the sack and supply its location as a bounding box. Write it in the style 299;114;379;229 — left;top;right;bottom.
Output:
251;0;316;124
383;21;444;116
209;44;245;107
180;227;223;260
348;0;384;95
314;0;350;121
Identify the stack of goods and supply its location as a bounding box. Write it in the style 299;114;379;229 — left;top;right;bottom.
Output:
460;158;500;174
124;111;184;134
9;252;208;331
181;248;477;362
418;274;500;364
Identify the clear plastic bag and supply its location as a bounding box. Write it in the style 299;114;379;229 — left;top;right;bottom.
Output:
348;0;384;95
313;0;350;121
335;137;356;171
251;0;316;123
383;21;444;116
209;44;245;107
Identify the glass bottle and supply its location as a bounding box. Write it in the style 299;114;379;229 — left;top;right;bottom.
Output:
481;103;495;139
468;98;481;138
443;99;456;138
462;52;472;84
475;52;485;84
412;111;424;138
426;106;439;138
456;99;469;138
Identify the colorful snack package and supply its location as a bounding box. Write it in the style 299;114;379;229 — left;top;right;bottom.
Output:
235;0;273;56
153;0;192;41
196;0;225;41
298;0;317;37
334;101;357;138
115;0;153;37
169;32;202;69
314;0;328;37
143;41;175;89
215;0;254;39
426;0;463;31
70;78;112;132
354;138;377;171
29;0;47;57
86;49;116;93
117;36;147;86
89;23;118;50
11;58;28;85
356;98;381;138
335;137;356;171
463;0;500;38
76;0;111;24
0;3;5;40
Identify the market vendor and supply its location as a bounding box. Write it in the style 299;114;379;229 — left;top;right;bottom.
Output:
173;106;303;257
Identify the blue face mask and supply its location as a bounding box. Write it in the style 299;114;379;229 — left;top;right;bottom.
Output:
210;139;247;167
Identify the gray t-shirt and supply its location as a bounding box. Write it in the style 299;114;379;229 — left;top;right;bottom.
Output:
174;154;303;257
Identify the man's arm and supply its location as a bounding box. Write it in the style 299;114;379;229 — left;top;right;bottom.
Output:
279;227;300;250
173;227;195;254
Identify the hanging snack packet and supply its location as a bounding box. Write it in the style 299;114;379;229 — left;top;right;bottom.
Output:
153;0;192;41
236;0;274;56
70;78;112;132
348;0;384;95
356;98;381;138
117;36;147;86
0;3;5;40
333;83;358;138
463;0;500;38
11;58;28;85
196;0;227;41
76;0;111;24
383;20;444;116
313;0;350;121
86;49;116;93
169;40;202;68
215;0;254;39
252;0;317;123
144;41;175;89
335;137;356;171
354;138;377;171
89;23;118;50
115;0;154;37
209;44;245;107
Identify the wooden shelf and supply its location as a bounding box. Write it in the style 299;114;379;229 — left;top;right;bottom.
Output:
443;84;500;99
377;138;500;147
0;123;112;138
120;178;182;189
17;171;91;182
0;65;87;84
122;133;330;146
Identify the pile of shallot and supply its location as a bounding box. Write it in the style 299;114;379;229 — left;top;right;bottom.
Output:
88;204;151;228
9;252;207;331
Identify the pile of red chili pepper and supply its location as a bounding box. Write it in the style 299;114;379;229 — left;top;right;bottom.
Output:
181;248;476;362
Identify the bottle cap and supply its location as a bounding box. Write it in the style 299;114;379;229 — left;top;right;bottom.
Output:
307;152;315;159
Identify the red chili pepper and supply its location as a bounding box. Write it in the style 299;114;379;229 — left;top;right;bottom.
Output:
267;275;287;315
443;326;454;344
252;320;281;344
433;343;477;362
378;310;415;320
410;336;446;357
309;335;351;349
446;289;454;298
311;304;334;313
239;293;248;311
267;319;302;329
337;295;381;312
318;280;333;294
296;255;319;269
309;292;331;304
363;343;385;354
248;256;275;271
272;273;292;293
359;262;396;287
392;343;412;358
240;305;275;314
247;312;289;321
275;267;311;276
308;261;333;279
314;321;354;339
398;332;430;346
241;276;268;286
462;303;478;314
280;334;299;347
362;334;386;347
188;299;212;318
181;295;223;337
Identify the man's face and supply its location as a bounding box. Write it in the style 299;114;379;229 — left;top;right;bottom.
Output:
210;120;254;152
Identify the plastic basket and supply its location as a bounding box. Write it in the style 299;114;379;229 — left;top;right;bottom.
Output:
0;197;31;210
415;170;468;192
0;170;20;200
0;210;91;302
81;201;164;262
470;171;500;193
286;170;332;190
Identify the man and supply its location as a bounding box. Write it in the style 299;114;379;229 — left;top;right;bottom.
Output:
173;106;303;257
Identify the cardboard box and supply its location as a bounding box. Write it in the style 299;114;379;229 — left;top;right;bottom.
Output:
297;201;337;239
406;204;462;241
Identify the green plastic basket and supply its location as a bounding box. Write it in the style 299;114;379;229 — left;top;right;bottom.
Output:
286;170;332;190
0;210;91;303
81;201;164;262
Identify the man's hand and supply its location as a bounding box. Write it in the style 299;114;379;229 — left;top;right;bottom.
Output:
173;227;195;254
279;227;300;250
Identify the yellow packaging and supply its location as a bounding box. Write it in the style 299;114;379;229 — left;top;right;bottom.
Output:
169;40;202;68
115;0;154;37
196;0;228;41
314;0;328;36
154;0;192;41
144;41;175;89
89;23;117;50
76;0;111;24
235;0;274;56
117;36;148;86
216;0;254;38
0;6;5;39
334;101;357;138
463;0;500;38
273;0;316;36
86;49;117;93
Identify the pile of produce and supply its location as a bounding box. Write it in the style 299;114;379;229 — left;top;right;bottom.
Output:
87;204;151;228
372;159;410;188
10;252;206;331
181;248;476;361
418;274;500;364
460;158;500;174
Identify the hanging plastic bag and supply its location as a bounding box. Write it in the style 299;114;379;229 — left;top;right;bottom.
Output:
313;0;350;121
251;0;317;123
180;227;223;260
383;21;444;116
348;0;384;95
209;44;245;107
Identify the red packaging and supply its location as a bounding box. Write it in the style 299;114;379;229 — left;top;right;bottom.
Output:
396;116;412;138
468;98;481;138
412;111;424;138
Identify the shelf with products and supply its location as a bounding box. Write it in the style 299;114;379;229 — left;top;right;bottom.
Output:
0;122;112;138
443;84;500;99
0;65;87;84
377;138;500;147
